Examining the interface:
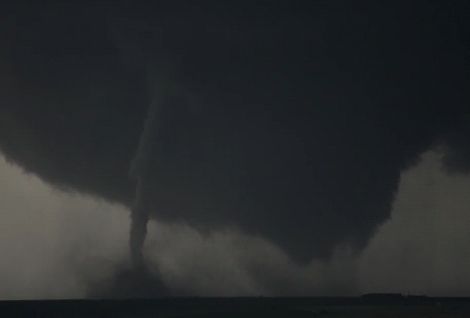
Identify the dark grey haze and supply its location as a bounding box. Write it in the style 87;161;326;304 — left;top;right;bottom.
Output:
1;1;470;296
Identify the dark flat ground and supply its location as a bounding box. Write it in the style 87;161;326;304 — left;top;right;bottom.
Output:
1;296;469;317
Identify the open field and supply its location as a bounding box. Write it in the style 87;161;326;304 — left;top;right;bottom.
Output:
1;296;469;317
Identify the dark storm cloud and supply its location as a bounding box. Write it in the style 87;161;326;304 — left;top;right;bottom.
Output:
1;0;469;280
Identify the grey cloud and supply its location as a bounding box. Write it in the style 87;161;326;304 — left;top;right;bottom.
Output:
0;2;470;296
2;151;470;298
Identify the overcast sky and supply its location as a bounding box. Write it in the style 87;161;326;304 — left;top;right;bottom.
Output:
1;2;470;300
1;150;470;299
